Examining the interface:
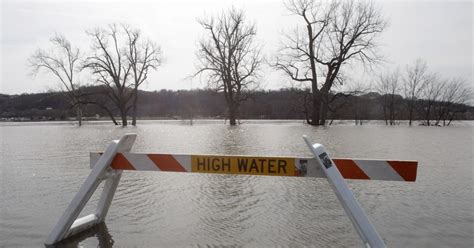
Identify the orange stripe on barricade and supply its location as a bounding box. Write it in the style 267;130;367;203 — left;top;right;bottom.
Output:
111;153;135;170
387;161;417;182
333;159;370;180
147;154;187;172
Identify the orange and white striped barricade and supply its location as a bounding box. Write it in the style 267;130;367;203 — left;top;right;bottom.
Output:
46;134;417;247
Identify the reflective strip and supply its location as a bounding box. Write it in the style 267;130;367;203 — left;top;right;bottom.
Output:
124;153;157;171
332;159;370;180
387;161;418;181
173;155;192;172
112;153;135;170
354;160;403;181
147;154;186;172
89;152;417;181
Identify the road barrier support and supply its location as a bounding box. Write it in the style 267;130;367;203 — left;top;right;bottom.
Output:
46;133;417;247
45;134;136;245
303;136;385;248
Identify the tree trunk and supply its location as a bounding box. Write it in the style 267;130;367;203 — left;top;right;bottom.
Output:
307;22;320;126
408;105;413;126
319;102;327;125
447;113;455;126
131;88;138;126
110;116;119;125
101;106;118;125
75;106;82;126
120;105;128;127
84;101;118;125
425;107;431;126
383;106;388;125
319;92;330;125
228;104;237;126
121;115;128;126
310;91;321;126
390;103;395;125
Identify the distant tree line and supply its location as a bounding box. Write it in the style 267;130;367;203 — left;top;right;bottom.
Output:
1;86;472;125
374;59;472;126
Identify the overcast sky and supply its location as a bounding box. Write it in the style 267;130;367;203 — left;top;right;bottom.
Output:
0;0;472;94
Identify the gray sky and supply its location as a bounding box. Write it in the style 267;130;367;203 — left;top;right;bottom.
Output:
0;0;472;94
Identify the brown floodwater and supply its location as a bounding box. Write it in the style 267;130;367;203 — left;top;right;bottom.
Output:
0;120;472;247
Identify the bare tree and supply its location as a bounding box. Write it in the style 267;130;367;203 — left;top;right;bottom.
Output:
403;59;428;126
276;0;387;125
124;26;162;126
342;81;370;125
288;86;313;123
435;78;472;126
417;74;445;126
376;69;401;125
77;85;120;125
84;24;134;126
29;34;84;125
275;0;335;125
195;8;262;125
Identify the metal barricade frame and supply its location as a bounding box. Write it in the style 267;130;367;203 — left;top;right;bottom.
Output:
46;133;418;247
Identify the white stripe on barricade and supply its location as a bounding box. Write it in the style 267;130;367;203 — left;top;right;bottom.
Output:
354;160;403;181
124;153;158;171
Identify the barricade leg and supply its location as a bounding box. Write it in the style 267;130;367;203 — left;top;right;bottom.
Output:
303;136;386;248
96;170;122;222
45;134;136;245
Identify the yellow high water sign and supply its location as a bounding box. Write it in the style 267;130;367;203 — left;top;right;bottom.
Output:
191;155;296;176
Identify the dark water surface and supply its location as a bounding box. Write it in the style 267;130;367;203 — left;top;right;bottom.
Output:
0;120;472;247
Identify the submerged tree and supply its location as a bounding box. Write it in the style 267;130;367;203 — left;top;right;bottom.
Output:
84;24;161;126
124;26;162;126
85;24;156;126
29;34;84;125
276;0;387;125
195;8;262;125
434;78;472;126
403;59;429;126
84;25;133;126
417;74;445;126
376;69;401;125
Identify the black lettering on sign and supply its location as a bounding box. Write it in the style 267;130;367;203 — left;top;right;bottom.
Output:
193;156;293;176
222;158;231;172
258;159;266;173
238;158;248;172
197;157;206;171
268;159;276;173
278;160;287;174
249;159;258;173
212;158;220;171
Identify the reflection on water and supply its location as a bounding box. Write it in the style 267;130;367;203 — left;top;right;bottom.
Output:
0;120;473;247
48;223;114;248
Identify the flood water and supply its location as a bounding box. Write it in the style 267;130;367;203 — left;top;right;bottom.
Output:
0;120;472;247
